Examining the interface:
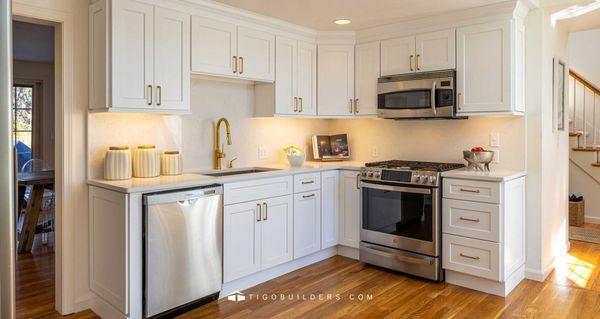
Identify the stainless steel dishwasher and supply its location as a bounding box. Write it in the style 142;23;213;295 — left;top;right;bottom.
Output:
143;185;223;318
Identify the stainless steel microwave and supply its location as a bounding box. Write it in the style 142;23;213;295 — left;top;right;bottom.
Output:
377;70;458;119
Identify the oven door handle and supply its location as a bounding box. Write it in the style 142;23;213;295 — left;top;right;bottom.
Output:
431;81;437;115
361;181;431;195
362;244;434;265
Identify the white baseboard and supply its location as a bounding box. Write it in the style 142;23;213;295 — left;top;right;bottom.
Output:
525;257;556;282
336;245;359;260
446;265;524;297
585;216;600;224
221;247;337;298
90;293;128;319
74;294;91;314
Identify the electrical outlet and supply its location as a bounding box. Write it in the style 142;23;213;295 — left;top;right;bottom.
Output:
258;146;267;160
490;133;500;147
371;146;379;158
492;149;500;163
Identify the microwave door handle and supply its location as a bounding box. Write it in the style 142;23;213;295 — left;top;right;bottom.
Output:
431;81;437;115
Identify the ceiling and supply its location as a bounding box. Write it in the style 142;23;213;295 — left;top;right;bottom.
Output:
211;0;511;30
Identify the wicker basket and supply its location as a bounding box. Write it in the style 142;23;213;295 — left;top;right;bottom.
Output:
569;201;585;227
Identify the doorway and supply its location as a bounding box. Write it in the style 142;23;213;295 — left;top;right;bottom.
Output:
12;20;58;318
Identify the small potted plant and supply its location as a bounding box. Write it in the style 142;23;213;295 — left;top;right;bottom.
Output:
283;145;306;167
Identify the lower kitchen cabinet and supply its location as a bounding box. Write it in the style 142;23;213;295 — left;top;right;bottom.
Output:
321;171;339;249
293;190;321;259
339;170;361;248
224;195;293;283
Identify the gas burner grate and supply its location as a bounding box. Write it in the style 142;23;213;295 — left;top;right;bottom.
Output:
365;160;465;172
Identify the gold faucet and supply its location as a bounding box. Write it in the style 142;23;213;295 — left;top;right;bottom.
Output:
214;117;232;170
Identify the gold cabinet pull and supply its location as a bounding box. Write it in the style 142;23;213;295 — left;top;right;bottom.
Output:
355;98;359;114
299;97;303;112
460;253;480;260
459;188;481;194
302;193;315;199
238;56;244;74
232;56;238;73
356;173;361;189
147;85;152;105
409;55;414;71
349;99;353;114
156;85;162;106
459;217;480;223
301;180;314;185
457;92;462;110
256;203;261;222
294;97;298;112
416;54;421;71
262;202;268;220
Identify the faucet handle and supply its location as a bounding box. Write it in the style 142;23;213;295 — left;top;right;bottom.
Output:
227;157;238;169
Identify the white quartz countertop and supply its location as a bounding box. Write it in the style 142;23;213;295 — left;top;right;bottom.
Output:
441;168;527;182
88;161;364;194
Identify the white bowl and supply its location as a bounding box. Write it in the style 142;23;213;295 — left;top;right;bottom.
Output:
287;154;306;167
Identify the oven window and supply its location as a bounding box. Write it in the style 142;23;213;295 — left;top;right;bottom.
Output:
378;89;431;110
362;187;433;242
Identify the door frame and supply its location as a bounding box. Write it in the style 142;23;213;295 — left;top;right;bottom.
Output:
12;2;76;315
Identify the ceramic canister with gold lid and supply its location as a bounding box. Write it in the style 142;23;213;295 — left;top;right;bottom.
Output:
104;146;132;180
161;151;183;176
132;145;160;178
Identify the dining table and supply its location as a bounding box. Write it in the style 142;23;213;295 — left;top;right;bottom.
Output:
17;170;55;253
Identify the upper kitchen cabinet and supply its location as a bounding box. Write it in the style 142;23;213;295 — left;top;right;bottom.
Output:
354;42;380;116
317;45;355;116
191;17;275;82
456;20;524;115
89;0;190;113
255;36;316;116
380;29;455;76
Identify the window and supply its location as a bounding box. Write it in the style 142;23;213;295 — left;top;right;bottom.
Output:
12;85;34;164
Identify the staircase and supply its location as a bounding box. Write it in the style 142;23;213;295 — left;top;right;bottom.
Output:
569;70;600;224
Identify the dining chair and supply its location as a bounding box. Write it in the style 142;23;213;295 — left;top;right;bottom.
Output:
20;158;55;245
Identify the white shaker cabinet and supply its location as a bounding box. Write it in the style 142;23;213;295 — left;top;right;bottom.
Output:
190;16;237;77
293;191;321;259
296;41;317;115
456;20;524;115
237;27;276;82
89;0;190;113
317;45;355;116
261;196;294;269
321;171;340;249
380;29;455;76
354;42;380;116
380;36;415;76
339;170;361;248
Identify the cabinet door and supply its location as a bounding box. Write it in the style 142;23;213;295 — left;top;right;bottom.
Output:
224;202;261;282
294;191;321;258
355;42;380;116
112;0;154;109
297;41;317;115
275;36;297;115
190;16;237;77
237;26;275;81
317;45;355;116
416;29;455;72
154;8;190;111
456;21;511;114
321;171;339;249
380;36;415;76
339;171;361;248
260;195;293;269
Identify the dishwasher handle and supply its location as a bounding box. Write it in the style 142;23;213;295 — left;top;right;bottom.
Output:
144;185;223;206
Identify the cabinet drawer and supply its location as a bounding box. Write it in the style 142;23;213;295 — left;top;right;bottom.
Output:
443;234;500;281
443;178;500;204
224;176;293;205
442;199;500;242
294;172;321;193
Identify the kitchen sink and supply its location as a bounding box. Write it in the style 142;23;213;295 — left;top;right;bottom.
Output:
202;167;280;177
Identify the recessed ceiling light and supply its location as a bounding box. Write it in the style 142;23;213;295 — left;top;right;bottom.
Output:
334;19;351;25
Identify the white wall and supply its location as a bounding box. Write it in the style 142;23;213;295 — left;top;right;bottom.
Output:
568;28;600;88
524;7;570;281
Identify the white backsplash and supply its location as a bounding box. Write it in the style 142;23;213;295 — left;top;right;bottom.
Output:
89;79;526;179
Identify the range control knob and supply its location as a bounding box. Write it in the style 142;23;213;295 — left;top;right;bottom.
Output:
367;171;374;178
428;176;435;184
373;172;381;179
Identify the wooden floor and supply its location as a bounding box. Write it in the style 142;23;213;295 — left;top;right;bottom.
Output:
16;239;600;319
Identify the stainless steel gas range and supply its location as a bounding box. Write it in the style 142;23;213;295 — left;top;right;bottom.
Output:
359;160;464;281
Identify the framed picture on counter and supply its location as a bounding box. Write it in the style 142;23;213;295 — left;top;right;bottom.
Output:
553;58;567;132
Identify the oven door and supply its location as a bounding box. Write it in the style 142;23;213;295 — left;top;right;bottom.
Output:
377;77;454;119
360;181;440;257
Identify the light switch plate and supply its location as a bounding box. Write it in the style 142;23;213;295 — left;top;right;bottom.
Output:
371;146;379;158
490;133;500;147
492;149;500;163
258;146;267;160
